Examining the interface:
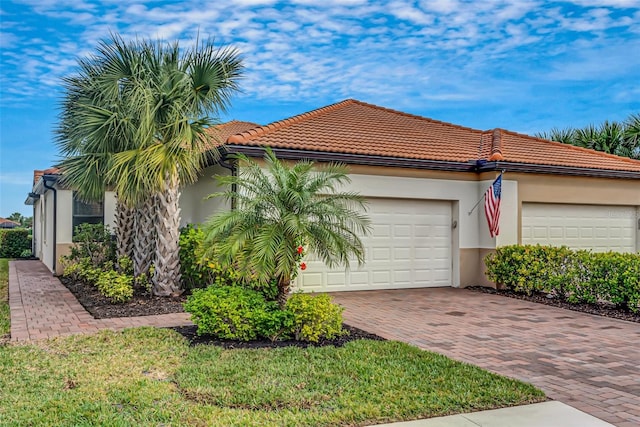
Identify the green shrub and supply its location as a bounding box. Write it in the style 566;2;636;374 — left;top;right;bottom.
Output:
256;308;294;342
0;229;31;258
179;225;278;300
61;258;102;285
565;250;598;304
95;270;134;303
184;286;276;341
286;293;344;343
179;225;239;290
68;223;115;268
485;245;574;296
19;249;33;258
485;245;640;312
589;252;640;312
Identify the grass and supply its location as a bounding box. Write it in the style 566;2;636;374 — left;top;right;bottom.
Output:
0;327;545;426
0;259;9;339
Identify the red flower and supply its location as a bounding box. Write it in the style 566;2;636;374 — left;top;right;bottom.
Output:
297;246;304;254
300;262;307;270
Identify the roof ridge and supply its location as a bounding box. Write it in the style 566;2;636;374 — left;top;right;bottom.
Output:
349;99;485;134
500;128;640;166
489;128;504;161
227;99;357;143
227;99;486;143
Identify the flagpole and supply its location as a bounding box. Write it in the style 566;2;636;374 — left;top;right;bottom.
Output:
467;170;505;216
467;193;486;215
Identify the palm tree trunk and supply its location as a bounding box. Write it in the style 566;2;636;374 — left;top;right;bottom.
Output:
276;277;291;309
153;174;182;296
134;195;157;278
115;198;135;260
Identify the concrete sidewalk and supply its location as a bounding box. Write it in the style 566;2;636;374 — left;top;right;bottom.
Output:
380;401;613;427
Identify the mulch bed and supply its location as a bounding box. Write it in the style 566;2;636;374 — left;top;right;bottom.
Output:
60;277;186;319
170;324;385;349
468;286;640;323
59;277;385;348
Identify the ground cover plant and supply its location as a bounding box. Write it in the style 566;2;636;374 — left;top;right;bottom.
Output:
0;259;9;341
0;328;545;426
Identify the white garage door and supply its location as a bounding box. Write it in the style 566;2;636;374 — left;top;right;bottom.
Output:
297;198;452;292
522;203;637;252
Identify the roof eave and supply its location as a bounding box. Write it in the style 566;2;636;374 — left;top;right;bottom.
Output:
224;145;477;172
29;173;61;200
479;161;640;179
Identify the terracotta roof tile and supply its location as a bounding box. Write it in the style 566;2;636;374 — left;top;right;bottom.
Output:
0;218;20;226
203;120;260;150
33;167;60;185
498;130;640;173
225;99;640;173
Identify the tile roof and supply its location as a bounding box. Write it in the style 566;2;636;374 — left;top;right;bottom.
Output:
227;99;483;163
33;167;60;186
484;129;640;173
0;218;21;227
204;120;260;151
224;99;640;174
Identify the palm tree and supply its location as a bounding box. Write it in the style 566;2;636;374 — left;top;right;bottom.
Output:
202;148;372;307
535;114;640;160
535;127;575;144
57;34;243;295
623;113;640;159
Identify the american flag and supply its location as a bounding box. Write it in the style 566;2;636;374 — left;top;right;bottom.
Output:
484;174;502;238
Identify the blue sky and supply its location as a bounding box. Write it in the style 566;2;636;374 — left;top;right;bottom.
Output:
1;0;639;216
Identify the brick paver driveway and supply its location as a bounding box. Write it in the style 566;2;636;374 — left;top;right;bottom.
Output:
332;288;640;427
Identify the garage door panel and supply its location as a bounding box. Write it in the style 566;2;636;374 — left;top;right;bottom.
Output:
296;198;452;291
522;203;636;253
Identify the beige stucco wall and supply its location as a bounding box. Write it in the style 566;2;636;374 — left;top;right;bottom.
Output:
104;191;117;230
180;160;640;290
41;190;55;273
57;189;73;245
180;164;231;226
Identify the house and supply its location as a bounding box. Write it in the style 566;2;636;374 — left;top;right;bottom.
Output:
28;100;640;291
0;218;21;229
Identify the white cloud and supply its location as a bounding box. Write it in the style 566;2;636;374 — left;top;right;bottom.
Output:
0;0;639;114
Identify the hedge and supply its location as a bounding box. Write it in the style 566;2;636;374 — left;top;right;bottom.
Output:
485;245;640;312
0;229;31;258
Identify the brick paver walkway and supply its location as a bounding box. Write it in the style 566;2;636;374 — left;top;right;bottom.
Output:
333;288;640;427
9;260;192;342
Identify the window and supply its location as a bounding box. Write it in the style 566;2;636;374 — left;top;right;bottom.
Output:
72;193;104;234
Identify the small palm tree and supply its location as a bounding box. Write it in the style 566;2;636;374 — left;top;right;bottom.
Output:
202;148;371;307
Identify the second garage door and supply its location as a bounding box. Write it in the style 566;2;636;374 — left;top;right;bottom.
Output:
522;203;637;252
297;198;452;292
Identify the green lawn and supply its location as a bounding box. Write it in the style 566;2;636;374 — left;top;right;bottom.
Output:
0;327;545;426
0;259;9;339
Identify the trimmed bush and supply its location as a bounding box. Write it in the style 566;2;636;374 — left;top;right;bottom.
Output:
0;229;31;258
95;270;134;303
286;293;344;342
184;286;280;341
485;245;640;312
